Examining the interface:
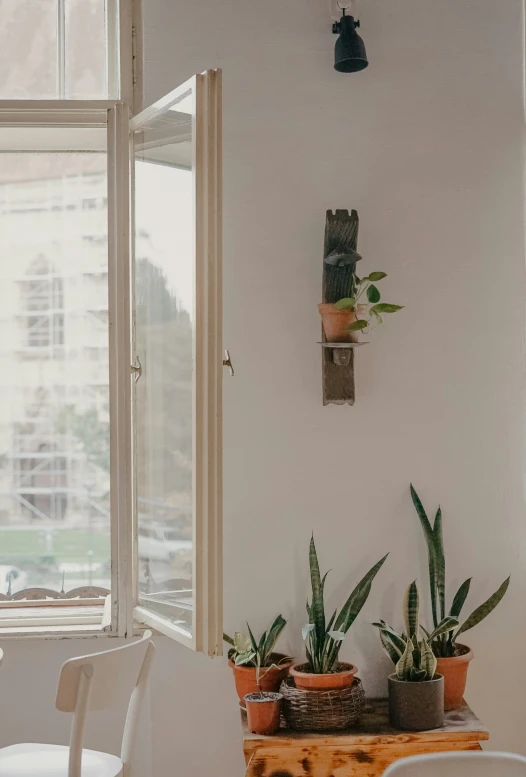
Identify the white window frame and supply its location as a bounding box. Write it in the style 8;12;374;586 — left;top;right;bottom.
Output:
130;71;223;656
50;0;133;102
0;0;133;640
0;100;132;639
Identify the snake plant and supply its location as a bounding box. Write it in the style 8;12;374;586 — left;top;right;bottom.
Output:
410;485;510;658
375;581;457;682
224;614;287;668
302;535;388;675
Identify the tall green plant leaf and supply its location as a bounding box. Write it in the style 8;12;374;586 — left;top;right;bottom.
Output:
456;577;510;637
403;582;419;639
433;508;446;621
379;629;404;664
334;554;389;633
262;614;286;664
428;616;458;642
420;638;437;680
396;637;414;680
257;629;268;659
246;622;258;654
450;579;472;618
309;536;326;644
372;622;406;655
410;485;439;627
326;609;338;633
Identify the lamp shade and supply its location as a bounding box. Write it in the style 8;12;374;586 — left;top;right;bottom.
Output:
334;15;368;73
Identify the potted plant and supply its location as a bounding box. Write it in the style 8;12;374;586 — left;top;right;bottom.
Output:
410;485;510;710
244;691;283;735
224;615;293;705
289;536;388;691
375;581;456;731
319;271;403;343
244;663;284;735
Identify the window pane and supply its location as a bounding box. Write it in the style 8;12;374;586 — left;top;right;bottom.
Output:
65;0;106;99
0;0;57;98
0;0;108;99
134;88;195;637
0;135;111;598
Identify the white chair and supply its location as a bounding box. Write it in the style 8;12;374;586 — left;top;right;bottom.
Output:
383;751;526;777
0;630;155;777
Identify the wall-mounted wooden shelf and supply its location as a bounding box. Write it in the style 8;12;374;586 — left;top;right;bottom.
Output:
318;341;368;366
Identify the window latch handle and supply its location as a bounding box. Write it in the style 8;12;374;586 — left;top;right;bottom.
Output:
222;349;234;377
131;356;142;383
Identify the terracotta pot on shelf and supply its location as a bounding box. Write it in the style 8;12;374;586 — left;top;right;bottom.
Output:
435;645;474;710
318;303;368;343
244;692;283;735
229;654;294;705
388;674;444;731
289;661;357;691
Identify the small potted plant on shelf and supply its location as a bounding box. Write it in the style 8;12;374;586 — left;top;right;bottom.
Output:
244;663;284;735
410;485;510;710
375;581;456;731
224;615;293;705
319;271;403;343
289;535;388;691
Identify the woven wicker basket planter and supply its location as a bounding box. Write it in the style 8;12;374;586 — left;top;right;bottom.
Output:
279;677;365;731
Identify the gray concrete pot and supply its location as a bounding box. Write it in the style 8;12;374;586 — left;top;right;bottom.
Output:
388;674;444;731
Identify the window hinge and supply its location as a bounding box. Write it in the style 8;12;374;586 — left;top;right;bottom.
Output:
131;356;142;383
132;24;138;87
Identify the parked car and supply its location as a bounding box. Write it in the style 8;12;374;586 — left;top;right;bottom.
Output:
138;526;192;562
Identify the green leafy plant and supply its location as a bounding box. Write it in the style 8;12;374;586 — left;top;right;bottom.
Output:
410;485;510;658
224;615;287;668
302;535;388;674
375;581;457;682
334;271;403;333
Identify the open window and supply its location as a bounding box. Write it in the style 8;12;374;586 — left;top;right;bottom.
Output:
130;71;223;656
0;70;223;655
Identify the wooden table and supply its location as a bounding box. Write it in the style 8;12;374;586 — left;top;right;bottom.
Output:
242;699;488;777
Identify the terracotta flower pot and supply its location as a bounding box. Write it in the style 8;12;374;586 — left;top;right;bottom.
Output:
289;661;358;691
229;654;294;705
436;645;474;710
244;692;283;735
318;303;361;343
388;674;444;731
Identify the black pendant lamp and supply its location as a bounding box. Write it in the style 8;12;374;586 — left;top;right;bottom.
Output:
333;8;368;73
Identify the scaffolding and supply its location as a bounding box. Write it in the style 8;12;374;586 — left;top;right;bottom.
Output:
0;166;111;528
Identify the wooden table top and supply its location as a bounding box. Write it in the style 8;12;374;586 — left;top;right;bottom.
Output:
242;699;489;754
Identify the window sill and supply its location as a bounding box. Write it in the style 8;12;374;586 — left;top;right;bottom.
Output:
0;600;111;638
0;623;114;640
0;602;154;640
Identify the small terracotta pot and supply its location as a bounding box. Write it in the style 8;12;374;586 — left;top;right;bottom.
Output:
244;692;283;735
289;661;358;691
229;654;294;705
318;303;360;343
388;674;444;731
436;645;474;710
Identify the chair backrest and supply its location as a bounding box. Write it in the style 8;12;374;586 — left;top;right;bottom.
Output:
55;630;155;777
383;752;526;777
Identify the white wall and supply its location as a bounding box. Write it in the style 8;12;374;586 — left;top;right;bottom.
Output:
1;1;525;776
